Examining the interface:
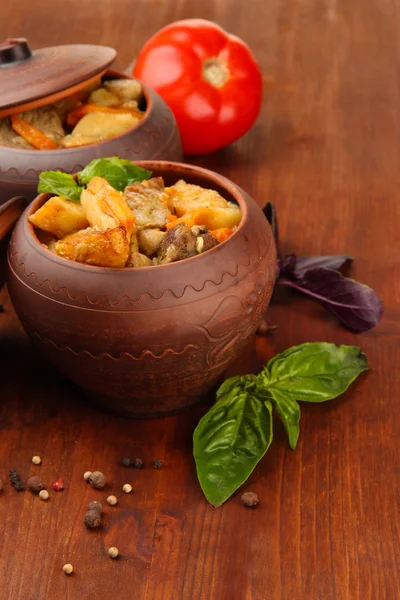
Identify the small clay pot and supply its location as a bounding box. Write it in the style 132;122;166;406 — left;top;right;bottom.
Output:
7;161;277;417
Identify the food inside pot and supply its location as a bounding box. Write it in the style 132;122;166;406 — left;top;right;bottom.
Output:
0;78;145;150
29;158;242;268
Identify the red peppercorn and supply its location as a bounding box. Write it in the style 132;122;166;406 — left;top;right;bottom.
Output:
52;480;64;491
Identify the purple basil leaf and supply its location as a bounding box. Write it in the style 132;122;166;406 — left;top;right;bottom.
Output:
280;253;297;277
279;267;383;332
262;202;279;254
295;255;353;276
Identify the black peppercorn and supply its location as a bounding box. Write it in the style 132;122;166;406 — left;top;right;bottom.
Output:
9;470;23;491
87;501;103;514
241;492;259;507
0;304;4;313
121;458;131;468
152;459;163;469
84;509;102;529
27;475;43;493
133;458;143;469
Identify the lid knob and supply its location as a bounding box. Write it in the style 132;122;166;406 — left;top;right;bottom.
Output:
0;38;32;65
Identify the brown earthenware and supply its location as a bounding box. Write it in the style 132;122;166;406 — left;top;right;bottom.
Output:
0;196;27;289
0;39;182;205
7;161;277;417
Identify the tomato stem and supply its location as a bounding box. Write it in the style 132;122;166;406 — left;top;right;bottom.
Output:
202;58;229;88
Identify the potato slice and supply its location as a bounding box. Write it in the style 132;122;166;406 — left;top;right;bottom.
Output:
62;112;138;146
165;180;234;216
29;197;89;239
88;87;120;107
137;229;166;256
104;79;142;103
193;205;242;230
81;177;135;237
54;226;130;268
126;251;153;268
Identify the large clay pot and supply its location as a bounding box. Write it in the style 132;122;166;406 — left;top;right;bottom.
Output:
7;161;277;417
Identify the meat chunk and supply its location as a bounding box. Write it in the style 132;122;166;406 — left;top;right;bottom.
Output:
195;233;219;254
54;226;130;268
20;106;65;143
123;179;171;230
157;223;197;264
137;229;166;256
81;177;135;236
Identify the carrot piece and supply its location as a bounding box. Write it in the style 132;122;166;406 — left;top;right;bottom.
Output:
166;212;200;231
10;115;59;150
210;228;233;242
167;214;178;223
65;104;144;128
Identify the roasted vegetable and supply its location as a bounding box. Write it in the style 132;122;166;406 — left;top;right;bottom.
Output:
54;226;130;268
165;180;241;229
81;177;135;236
137;229;166;255
29;197;89;239
10;115;59;150
88;88;120;107
126;251;153;268
62;112;139;147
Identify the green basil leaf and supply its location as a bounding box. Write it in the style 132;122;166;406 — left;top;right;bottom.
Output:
38;171;83;202
259;342;368;402
193;376;273;507
266;389;300;450
77;157;152;191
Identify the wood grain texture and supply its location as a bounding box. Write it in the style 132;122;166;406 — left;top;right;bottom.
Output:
1;0;400;598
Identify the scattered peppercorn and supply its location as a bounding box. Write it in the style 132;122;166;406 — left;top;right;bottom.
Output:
27;475;43;493
0;304;4;313
256;319;270;335
122;484;132;494
152;459;163;469
121;458;131;468
87;501;103;514
9;470;23;491
88;471;106;489
84;509;102;529
133;458;143;469
108;547;119;559
32;456;42;465
241;492;258;507
52;480;64;491
107;495;118;506
39;490;49;501
83;471;92;481
63;564;73;575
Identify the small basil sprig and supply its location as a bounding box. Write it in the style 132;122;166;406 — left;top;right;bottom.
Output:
263;202;383;333
37;157;152;201
194;342;368;507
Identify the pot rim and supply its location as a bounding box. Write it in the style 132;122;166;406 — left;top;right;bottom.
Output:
0;69;153;154
24;160;255;273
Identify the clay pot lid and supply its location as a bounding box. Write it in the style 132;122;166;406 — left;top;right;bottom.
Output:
0;38;117;118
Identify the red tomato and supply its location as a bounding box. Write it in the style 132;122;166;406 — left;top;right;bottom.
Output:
133;19;263;156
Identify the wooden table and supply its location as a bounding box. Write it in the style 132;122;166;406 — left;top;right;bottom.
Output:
1;1;400;598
